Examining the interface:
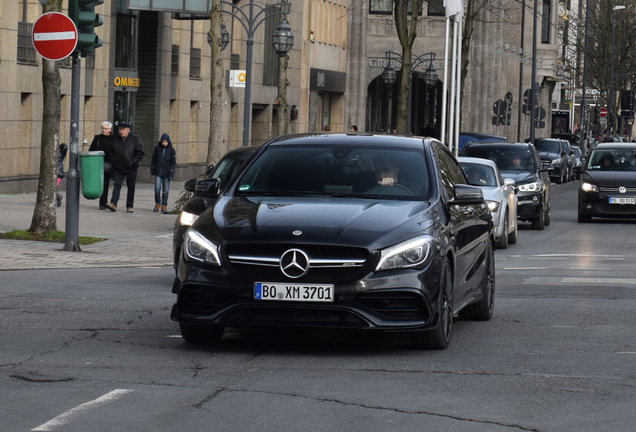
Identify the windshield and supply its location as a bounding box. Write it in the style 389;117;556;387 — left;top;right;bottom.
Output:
587;149;636;171
233;145;431;200
211;151;253;187
534;139;561;154
462;146;537;171
460;162;497;187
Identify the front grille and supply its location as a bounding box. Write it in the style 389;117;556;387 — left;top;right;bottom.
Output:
356;291;428;321
518;204;540;217
226;244;370;283
599;187;636;193
599;204;636;213
220;305;368;328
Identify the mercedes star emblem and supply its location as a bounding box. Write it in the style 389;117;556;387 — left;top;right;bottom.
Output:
280;249;309;278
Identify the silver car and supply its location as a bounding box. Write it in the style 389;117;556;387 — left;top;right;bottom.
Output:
459;156;519;249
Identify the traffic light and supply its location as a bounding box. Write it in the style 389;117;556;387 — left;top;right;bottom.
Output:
69;0;103;56
594;107;600;123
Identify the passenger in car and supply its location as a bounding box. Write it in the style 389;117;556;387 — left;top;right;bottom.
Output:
600;154;615;170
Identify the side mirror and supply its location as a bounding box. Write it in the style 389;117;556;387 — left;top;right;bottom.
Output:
541;163;554;172
503;177;516;186
184;178;198;193
448;184;484;207
195;178;222;198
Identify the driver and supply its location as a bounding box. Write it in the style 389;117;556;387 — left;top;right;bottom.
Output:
375;157;400;186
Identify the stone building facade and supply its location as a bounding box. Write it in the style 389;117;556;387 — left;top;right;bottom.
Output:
1;0;563;194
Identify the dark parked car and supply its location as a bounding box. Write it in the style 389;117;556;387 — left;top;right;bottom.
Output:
461;141;552;229
458;132;507;153
533;138;572;184
578;143;636;222
571;145;584;179
172;133;495;350
173;146;258;270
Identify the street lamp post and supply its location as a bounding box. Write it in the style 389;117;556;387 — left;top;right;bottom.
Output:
609;4;625;135
220;0;294;147
382;50;438;134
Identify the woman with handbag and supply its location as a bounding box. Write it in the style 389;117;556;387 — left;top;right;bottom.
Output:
89;121;115;210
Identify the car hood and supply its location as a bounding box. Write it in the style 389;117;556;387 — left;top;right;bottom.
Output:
193;196;437;249
582;171;636;187
499;170;538;185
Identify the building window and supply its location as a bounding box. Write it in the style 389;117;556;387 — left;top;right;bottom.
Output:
172;45;179;75
370;0;392;14
541;0;551;43
428;0;445;17
190;48;201;78
115;13;138;69
17;22;37;64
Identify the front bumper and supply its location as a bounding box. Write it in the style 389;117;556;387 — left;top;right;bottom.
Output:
172;257;444;333
579;191;636;218
516;191;544;220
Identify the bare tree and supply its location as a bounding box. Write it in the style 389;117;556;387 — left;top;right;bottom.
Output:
29;0;63;235
393;0;425;134
207;0;224;168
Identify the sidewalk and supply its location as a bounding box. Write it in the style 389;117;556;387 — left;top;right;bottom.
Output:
0;181;185;270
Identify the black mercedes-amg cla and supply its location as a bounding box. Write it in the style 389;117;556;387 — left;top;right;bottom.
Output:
172;133;495;349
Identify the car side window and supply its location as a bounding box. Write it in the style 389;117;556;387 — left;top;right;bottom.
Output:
436;146;466;200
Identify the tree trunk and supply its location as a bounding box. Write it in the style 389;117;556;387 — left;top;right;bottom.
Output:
29;0;62;235
207;0;224;167
276;54;290;136
394;0;424;135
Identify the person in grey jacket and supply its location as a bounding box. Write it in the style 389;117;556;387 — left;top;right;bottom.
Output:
105;122;145;213
150;133;176;213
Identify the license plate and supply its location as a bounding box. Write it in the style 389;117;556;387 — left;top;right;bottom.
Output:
609;197;636;205
254;282;334;302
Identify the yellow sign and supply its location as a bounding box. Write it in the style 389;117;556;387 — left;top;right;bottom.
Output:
114;77;140;87
229;70;246;88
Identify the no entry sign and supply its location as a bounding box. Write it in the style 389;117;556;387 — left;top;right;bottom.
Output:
600;107;608;118
32;12;78;61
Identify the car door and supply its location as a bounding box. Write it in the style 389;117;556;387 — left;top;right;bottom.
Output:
435;144;490;305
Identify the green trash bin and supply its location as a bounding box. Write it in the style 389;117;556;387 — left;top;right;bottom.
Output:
79;151;104;199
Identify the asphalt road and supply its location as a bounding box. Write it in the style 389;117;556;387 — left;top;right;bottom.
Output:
1;180;635;432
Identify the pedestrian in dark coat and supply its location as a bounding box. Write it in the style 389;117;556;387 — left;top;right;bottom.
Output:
150;133;177;213
105;122;145;213
89;121;115;209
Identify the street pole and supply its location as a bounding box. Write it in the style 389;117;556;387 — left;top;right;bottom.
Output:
609;5;625;136
529;0;538;144
63;52;81;251
220;0;292;147
579;0;590;153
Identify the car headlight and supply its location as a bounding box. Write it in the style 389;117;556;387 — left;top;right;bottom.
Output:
486;200;500;213
184;229;221;266
580;182;599;193
551;158;562;165
376;236;432;271
179;211;199;226
517;181;542;192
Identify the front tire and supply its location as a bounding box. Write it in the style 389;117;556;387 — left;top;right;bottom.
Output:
494;212;509;249
531;206;545;230
410;258;453;350
508;217;518;244
460;240;495;321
